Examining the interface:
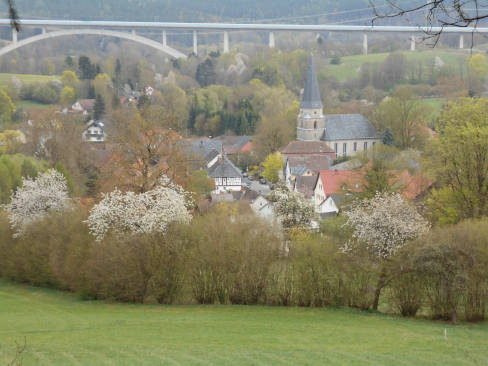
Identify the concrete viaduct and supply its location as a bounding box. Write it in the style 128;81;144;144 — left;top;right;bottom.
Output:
0;19;486;59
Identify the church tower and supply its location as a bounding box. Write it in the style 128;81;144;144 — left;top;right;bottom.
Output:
297;54;326;141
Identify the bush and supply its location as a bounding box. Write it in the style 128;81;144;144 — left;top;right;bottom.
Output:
0;209;91;289
288;234;343;307
85;227;187;303
188;205;281;305
20;82;60;104
406;219;488;321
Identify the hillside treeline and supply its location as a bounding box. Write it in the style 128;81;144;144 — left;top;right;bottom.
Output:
1;206;487;322
3;0;370;22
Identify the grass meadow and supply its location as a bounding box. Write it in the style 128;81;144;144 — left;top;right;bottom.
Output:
324;50;469;82
0;280;486;366
0;73;58;85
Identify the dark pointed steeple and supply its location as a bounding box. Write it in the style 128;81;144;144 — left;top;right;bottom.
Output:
300;54;323;109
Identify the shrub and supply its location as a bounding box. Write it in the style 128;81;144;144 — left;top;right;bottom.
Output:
288;234;343;307
188;205;281;305
85;228;187;303
407;219;488;321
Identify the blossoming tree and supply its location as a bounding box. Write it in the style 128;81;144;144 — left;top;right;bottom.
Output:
268;185;314;231
4;169;71;237
343;192;430;310
86;177;192;241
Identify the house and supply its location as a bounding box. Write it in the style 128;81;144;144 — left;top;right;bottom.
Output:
182;138;223;170
294;175;317;200
295;54;382;157
144;85;154;96
207;155;243;193
313;170;364;217
82;120;106;143
214;135;253;155
284;155;331;189
71;99;95;115
250;195;275;221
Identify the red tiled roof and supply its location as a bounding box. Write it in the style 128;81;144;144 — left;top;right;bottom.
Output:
317;170;365;195
392;170;433;199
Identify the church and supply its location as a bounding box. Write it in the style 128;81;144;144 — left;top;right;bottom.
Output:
293;54;381;158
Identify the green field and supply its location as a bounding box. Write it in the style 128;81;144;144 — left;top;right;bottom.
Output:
17;100;56;110
0;73;59;85
325;50;469;81
0;281;487;366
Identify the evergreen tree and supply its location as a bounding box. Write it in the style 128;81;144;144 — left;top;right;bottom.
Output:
78;55;97;80
362;160;393;199
64;55;74;69
88;85;96;99
196;58;216;87
137;94;151;110
94;94;105;120
382;128;395;146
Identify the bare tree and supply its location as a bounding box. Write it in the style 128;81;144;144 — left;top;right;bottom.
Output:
370;0;488;40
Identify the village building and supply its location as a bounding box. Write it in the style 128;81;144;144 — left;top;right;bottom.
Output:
293;175;317;200
82;120;106;143
250;195;275;221
71;99;95;115
294;54;382;157
313;169;364;217
206;154;243;193
283;155;331;189
214;135;253;155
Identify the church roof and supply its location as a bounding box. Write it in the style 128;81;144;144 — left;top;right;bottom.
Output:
281;140;334;155
300;54;323;109
323;114;381;141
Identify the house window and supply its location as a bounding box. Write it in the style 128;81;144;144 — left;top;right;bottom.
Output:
314;121;317;129
343;143;347;156
364;141;368;150
354;142;357;152
334;143;338;157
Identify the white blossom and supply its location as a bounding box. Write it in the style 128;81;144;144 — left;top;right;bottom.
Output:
4;169;71;237
268;186;314;230
343;192;430;259
86;177;192;241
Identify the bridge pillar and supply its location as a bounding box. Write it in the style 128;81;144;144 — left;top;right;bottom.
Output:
193;30;198;55
131;29;136;36
12;29;17;43
459;35;464;49
162;30;167;47
223;31;229;53
363;34;368;55
410;35;415;51
41;27;46;35
269;32;275;48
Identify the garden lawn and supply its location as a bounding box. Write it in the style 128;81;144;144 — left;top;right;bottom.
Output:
0;280;487;366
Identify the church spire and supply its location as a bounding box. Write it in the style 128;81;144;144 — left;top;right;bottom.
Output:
300;53;323;109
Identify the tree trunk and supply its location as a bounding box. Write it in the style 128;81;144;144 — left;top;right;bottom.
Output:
372;267;387;311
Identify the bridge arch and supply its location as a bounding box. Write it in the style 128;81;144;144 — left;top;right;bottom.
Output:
0;29;187;59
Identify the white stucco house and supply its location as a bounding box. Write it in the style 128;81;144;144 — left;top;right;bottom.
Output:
251;196;275;221
82;120;106;143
